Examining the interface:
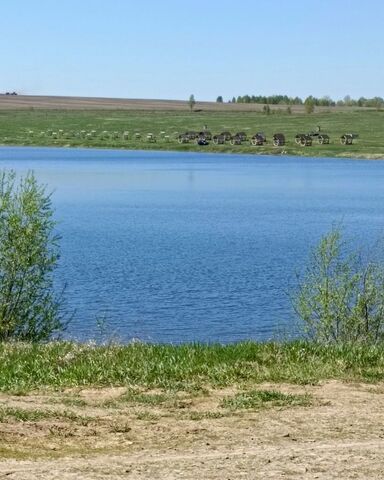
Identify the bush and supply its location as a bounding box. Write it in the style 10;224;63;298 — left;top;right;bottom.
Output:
304;97;315;114
263;105;271;115
294;227;384;343
0;171;65;341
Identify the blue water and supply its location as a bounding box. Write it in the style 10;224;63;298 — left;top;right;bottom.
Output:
1;147;384;343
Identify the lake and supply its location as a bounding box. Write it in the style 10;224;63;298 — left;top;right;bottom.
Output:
1;147;384;343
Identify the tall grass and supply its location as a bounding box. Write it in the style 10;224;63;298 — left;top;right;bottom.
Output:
1;341;384;392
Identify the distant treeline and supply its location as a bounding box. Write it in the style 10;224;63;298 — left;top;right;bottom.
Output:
218;95;384;108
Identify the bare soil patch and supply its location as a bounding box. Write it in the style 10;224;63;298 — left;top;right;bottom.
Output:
0;94;364;113
0;381;384;478
0;95;263;112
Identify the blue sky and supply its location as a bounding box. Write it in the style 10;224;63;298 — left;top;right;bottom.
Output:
1;0;383;101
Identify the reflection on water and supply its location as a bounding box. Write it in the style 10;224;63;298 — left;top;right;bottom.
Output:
1;147;384;343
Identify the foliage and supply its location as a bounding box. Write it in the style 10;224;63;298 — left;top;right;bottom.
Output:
188;94;196;111
232;93;384;108
294;228;384;343
0;171;65;341
304;96;315;114
263;104;271;115
216;96;223;103
237;94;303;105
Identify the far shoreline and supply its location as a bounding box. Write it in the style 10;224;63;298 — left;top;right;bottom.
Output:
1;106;383;160
1;143;384;162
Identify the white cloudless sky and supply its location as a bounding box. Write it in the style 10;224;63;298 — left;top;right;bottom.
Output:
1;0;383;101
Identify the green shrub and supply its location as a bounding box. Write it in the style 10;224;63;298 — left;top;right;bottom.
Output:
0;170;65;341
294;227;384;343
263;104;271;115
304;96;315;114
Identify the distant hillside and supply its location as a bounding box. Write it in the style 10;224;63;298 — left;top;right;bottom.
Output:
0;94;367;113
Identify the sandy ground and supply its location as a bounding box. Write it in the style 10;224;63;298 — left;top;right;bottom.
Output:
0;381;384;479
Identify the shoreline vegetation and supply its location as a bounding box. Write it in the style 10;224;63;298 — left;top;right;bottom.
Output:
1;341;384;393
1;342;384;478
0;97;384;159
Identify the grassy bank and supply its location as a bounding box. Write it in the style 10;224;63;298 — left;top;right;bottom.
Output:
1;341;384;393
1;341;384;467
1;108;384;159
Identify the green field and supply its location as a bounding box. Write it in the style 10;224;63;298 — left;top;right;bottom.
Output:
0;108;383;159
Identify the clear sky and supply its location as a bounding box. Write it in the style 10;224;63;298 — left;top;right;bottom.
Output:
1;0;383;101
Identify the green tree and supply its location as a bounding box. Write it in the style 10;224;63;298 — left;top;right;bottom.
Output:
304;96;315;114
0;171;65;341
188;94;196;112
216;96;223;103
294;227;384;343
263;105;271;115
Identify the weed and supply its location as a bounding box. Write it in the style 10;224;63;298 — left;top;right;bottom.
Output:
110;422;132;433
61;398;88;408
0;407;53;422
220;390;311;411
136;411;160;421
189;411;225;420
0;406;92;425
121;391;170;406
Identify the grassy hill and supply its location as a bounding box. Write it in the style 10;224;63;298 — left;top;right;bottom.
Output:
0;95;383;159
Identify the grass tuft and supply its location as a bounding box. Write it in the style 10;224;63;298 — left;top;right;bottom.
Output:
189;411;225;420
220;390;311;410
0;405;92;424
135;411;160;421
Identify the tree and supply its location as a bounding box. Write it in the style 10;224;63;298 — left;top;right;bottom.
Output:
304;96;315;114
188;94;196;112
318;96;333;107
263;105;271;115
0;171;65;341
294;227;384;343
216;96;223;103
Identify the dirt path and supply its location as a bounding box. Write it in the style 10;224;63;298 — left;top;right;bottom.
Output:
1;381;384;479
